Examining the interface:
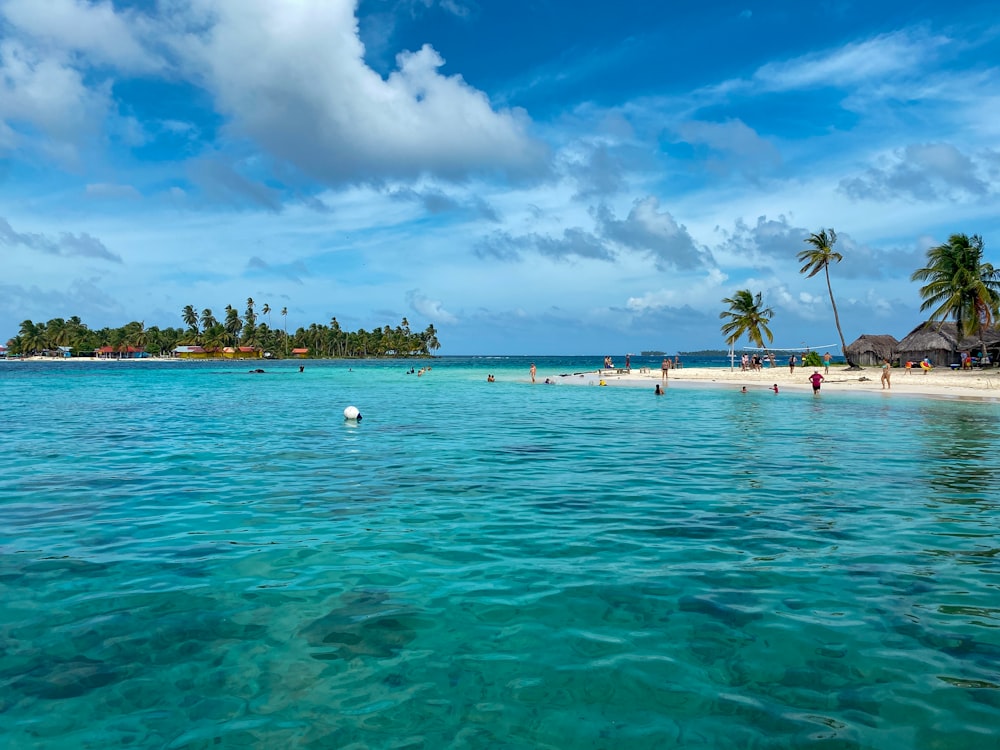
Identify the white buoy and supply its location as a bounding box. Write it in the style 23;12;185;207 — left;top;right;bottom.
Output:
343;405;361;421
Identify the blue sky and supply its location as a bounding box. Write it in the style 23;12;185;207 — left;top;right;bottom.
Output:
2;0;999;354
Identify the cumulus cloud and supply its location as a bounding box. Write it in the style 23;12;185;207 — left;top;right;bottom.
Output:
0;39;110;162
567;143;628;199
0;217;121;262
407;289;457;323
0;0;546;186
177;0;547;184
626;267;729;313
2;0;160;72
839;143;994;202
714;214;808;268
670;119;781;179
597;196;715;271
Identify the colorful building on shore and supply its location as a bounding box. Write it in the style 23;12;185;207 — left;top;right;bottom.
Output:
96;346;146;359
222;346;262;359
173;345;211;359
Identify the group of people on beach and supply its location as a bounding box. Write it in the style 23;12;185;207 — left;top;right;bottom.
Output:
660;356;681;379
740;353;767;371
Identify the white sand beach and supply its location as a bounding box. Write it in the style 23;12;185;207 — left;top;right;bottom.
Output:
547;364;1000;401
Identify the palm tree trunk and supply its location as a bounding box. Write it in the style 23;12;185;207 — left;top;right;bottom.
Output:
825;267;858;369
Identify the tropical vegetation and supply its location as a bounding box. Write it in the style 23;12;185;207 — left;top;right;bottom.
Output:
911;233;1000;360
5;305;441;359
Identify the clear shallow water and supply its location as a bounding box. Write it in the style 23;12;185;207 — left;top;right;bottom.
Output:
1;356;999;749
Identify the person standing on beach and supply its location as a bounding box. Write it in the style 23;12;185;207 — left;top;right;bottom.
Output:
789;355;796;374
661;358;669;380
823;352;832;374
808;370;824;395
881;359;892;389
530;362;536;383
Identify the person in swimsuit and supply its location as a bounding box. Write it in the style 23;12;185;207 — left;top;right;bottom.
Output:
880;359;891;389
808;370;824;394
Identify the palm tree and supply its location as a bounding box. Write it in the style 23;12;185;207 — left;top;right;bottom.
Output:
201;308;218;331
126;321;148;354
261;303;271;329
423;323;440;354
224;305;242;346
720;290;774;370
245;297;256;329
182;305;198;332
281;306;288;356
797;228;856;369
912;233;1000;363
19;320;47;354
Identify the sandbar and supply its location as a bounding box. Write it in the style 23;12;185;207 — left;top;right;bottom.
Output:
545;364;1000;402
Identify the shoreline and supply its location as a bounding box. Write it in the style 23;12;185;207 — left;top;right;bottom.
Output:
541;364;1000;402
8;356;1000;402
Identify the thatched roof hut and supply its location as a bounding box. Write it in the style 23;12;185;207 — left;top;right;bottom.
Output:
845;334;899;366
897;322;1000;366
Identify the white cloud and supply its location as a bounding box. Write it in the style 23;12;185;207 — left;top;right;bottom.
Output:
1;0;160;72
598;196;715;271
407;290;458;324
752;29;947;92
626;267;728;313
839;143;994;202
671;119;781;177
176;0;547;184
0;39;109;161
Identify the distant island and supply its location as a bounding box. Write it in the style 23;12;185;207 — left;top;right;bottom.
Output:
6;301;441;359
640;350;665;356
679;349;729;356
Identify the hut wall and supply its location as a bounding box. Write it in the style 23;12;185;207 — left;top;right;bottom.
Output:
897;348;953;367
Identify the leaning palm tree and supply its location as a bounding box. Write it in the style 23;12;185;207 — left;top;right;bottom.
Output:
720;290;774;370
797;228;857;369
912;233;1000;364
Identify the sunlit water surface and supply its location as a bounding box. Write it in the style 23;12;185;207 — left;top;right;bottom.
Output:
1;357;999;749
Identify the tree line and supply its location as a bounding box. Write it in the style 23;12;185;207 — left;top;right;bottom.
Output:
720;231;1000;367
6;297;441;358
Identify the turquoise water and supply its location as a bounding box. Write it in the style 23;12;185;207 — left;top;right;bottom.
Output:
2;356;999;749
